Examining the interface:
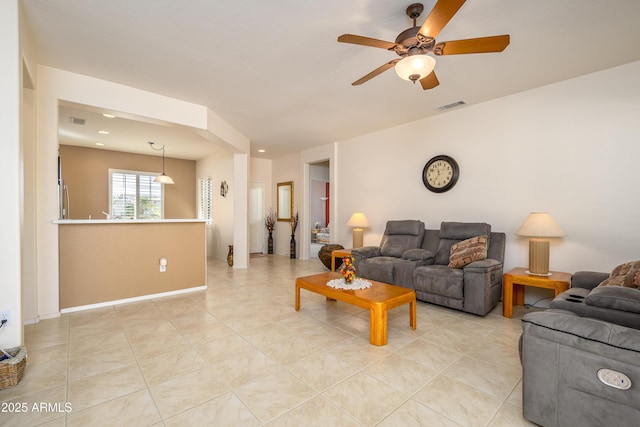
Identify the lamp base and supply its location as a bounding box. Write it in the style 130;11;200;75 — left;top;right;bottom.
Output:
528;238;550;275
525;271;553;277
352;228;364;249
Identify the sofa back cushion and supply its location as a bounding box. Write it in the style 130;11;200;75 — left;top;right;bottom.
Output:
435;222;491;265
379;220;425;257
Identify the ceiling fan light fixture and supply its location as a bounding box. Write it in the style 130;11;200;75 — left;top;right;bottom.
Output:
395;54;436;83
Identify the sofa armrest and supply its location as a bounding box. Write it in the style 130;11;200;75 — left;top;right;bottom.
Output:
462;258;502;271
461;259;504;316
572;271;609;290
351;246;381;259
521;309;640;427
402;248;434;262
351;246;381;269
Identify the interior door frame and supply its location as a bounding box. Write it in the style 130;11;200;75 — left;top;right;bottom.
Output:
249;180;265;254
300;144;337;260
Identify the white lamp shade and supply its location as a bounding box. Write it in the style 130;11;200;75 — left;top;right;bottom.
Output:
516;212;565;237
347;212;370;229
154;174;175;185
395;55;436;82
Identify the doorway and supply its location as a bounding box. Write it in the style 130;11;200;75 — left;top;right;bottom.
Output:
249;181;265;254
309;161;330;258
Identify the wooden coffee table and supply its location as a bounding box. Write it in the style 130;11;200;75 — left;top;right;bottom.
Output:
295;272;416;346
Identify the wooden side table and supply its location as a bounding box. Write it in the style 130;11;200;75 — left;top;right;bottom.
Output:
331;248;352;272
502;267;571;318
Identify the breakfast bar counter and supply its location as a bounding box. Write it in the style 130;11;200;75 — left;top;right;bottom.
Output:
54;219;206;310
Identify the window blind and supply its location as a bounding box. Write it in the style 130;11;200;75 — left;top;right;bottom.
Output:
110;170;163;219
198;176;213;224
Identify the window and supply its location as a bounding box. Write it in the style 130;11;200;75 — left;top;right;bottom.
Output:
198;176;213;225
109;169;163;219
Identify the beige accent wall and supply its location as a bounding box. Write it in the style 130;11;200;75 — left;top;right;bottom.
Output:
59;145;196;219
59;222;206;309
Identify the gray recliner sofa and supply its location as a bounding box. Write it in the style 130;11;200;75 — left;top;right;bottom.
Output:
352;220;506;316
521;270;640;426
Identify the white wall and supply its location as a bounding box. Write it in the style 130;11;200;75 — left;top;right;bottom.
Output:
335;61;640;275
196;146;234;259
250;157;273;253
0;0;22;347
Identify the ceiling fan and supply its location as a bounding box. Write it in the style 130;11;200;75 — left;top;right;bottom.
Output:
337;0;510;90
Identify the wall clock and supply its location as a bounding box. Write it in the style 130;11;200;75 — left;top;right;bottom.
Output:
422;155;459;193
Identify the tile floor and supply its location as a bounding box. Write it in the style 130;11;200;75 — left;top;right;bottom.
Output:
0;256;538;426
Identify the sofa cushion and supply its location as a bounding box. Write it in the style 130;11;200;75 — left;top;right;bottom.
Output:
413;265;464;299
598;260;640;289
448;235;488;268
585;286;640;314
380;220;425;257
435;222;491;265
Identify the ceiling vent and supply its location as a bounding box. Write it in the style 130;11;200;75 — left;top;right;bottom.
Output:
69;116;86;125
437;101;466;111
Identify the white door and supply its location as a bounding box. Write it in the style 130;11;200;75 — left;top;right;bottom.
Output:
249;181;264;253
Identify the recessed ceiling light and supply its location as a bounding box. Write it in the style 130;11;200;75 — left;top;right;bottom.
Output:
96;142;105;146
258;149;266;153
97;130;109;134
102;113;116;118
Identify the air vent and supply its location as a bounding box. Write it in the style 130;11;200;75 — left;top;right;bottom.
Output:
437;101;466;111
69;116;86;125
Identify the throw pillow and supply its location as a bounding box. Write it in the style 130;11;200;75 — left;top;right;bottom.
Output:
598;260;640;289
448;235;488;268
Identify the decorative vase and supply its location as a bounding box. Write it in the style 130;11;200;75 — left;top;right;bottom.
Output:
290;234;296;259
341;256;356;283
227;245;233;267
268;231;273;254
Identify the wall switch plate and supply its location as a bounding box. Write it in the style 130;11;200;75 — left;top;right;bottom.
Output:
160;265;166;272
0;310;12;326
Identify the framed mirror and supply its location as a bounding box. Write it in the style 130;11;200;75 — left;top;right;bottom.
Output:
277;181;294;221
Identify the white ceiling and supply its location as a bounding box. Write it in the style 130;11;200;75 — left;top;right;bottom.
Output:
22;0;640;160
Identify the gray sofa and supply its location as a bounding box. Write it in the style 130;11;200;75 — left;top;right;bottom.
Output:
352;220;506;316
521;271;640;426
549;270;640;329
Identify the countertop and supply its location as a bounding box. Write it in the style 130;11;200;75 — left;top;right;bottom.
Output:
53;219;206;224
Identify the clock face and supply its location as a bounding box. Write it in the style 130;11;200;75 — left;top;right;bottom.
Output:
422;155;459;193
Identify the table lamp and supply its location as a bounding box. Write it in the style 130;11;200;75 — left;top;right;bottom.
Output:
516;212;566;276
347;212;370;248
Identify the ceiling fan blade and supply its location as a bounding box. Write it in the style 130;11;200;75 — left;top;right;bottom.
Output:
420;71;440;90
338;34;398;50
418;0;467;39
434;35;510;55
352;59;400;86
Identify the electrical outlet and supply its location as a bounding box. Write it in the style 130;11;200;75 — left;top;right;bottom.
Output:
0;310;12;327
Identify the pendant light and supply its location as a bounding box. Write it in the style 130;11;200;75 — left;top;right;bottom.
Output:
148;142;175;184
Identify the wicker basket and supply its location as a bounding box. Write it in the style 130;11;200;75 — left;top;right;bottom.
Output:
0;346;27;389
